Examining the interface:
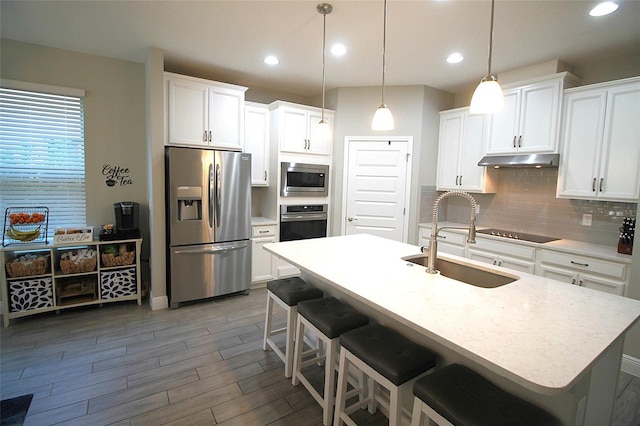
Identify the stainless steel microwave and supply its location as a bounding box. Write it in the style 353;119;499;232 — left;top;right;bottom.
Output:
280;162;329;197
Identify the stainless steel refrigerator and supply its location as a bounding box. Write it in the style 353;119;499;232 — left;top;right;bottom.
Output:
165;146;251;308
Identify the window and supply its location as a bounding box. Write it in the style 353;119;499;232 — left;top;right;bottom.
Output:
0;81;86;236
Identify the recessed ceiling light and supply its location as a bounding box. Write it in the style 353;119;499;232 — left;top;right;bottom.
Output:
446;53;464;64
589;1;618;16
264;55;279;65
331;43;347;56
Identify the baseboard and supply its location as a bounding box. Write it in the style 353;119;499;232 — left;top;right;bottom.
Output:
150;294;168;310
621;354;640;377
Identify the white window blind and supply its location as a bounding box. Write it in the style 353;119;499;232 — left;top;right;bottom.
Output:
0;86;86;235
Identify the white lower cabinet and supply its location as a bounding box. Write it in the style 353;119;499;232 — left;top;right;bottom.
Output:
538;249;627;295
468;237;537;274
251;225;276;283
418;225;466;257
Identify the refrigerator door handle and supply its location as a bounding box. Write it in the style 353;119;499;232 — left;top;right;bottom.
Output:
208;163;214;229
173;241;249;255
215;162;221;228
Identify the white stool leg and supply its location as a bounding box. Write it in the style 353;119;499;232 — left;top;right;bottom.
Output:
410;397;423;426
323;338;338;426
292;314;305;385
389;385;401;426
262;291;273;351
333;348;349;426
284;304;297;378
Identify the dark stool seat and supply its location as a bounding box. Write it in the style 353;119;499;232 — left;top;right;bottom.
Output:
263;277;323;378
267;277;323;306
334;323;438;426
411;363;561;426
298;296;370;338
293;297;369;425
340;323;437;386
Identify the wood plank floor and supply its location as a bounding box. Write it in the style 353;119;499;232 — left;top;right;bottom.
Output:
1;287;639;425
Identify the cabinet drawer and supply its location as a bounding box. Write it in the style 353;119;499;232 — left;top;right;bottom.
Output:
419;227;467;247
252;225;276;238
540;250;627;280
473;237;537;261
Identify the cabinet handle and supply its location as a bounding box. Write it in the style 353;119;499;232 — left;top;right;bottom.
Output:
571;277;577;285
258;230;269;234
512;136;516;148
264;171;267;181
578;279;584;287
209;131;212;142
493;260;497;265
203;130;208;142
459;175;462;186
437;235;447;240
518;135;522;148
592;178;596;192
599;178;604;192
570;260;589;267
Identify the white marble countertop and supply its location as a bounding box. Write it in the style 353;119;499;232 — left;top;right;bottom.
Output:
251;216;277;226
418;222;633;263
265;234;640;395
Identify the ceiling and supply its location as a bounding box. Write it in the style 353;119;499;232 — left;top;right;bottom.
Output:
2;1;640;97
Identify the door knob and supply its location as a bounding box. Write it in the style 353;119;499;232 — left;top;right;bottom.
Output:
347;217;356;222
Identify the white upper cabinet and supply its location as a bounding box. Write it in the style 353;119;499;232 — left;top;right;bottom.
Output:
165;72;247;150
270;101;333;157
486;73;579;155
437;108;496;193
244;102;270;186
557;77;640;201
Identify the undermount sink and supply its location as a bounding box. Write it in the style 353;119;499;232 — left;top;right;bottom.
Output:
402;255;518;288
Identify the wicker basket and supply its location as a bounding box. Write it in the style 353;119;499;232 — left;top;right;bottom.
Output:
60;257;97;275
101;251;135;267
5;255;50;278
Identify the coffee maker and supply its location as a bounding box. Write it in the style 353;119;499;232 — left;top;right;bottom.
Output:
101;201;140;240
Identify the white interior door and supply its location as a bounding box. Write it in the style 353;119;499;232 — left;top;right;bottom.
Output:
342;138;411;242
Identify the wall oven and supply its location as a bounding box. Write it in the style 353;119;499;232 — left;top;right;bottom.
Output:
280;204;328;242
280;162;329;197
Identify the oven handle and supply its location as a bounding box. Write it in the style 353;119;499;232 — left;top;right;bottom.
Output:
280;213;328;222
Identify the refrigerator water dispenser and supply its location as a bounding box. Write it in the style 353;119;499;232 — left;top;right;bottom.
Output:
177;186;202;221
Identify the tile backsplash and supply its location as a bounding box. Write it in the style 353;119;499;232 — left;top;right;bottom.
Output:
420;168;637;247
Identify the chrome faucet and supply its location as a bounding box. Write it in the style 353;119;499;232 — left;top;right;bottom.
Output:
425;191;477;274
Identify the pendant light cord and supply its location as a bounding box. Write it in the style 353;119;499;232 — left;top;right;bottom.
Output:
321;8;327;121
381;0;388;104
486;0;495;80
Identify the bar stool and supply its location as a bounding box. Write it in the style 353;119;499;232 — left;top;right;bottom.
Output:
262;277;323;378
292;296;370;426
410;363;561;426
334;323;438;426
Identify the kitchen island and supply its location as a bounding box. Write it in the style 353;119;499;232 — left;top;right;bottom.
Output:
265;234;640;425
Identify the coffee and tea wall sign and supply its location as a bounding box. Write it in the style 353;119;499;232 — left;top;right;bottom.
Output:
103;164;134;187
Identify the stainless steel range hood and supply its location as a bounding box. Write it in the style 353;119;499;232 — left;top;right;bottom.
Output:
478;153;560;168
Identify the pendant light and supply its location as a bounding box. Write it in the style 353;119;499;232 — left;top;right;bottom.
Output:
470;0;504;114
316;3;333;142
372;0;394;130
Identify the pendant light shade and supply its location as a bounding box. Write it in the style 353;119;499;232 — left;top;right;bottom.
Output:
470;0;504;114
316;3;333;142
372;0;394;130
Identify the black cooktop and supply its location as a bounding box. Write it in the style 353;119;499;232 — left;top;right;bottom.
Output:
477;228;560;244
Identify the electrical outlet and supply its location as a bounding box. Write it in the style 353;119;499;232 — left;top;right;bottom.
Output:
475;204;480;214
582;214;592;226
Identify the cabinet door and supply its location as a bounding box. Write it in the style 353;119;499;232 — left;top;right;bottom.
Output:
486;90;520;154
245;104;270;186
307;110;332;156
557;91;606;198
579;273;625;296
251;236;275;283
209;88;243;150
458;113;487;191
167;79;209;146
436;112;464;190
538;264;576;285
519;81;560;153
598;84;640;200
280;108;308;154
